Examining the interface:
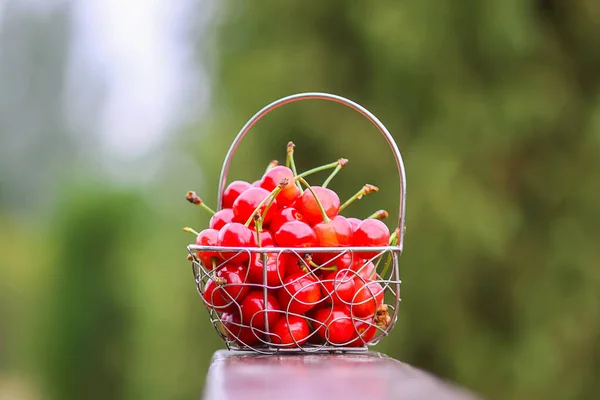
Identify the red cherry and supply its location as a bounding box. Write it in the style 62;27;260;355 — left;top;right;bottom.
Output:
223;181;252;209
348;317;378;347
209;208;234;230
260;166;300;207
312;306;355;345
247;253;286;287
278;272;323;315
194;228;220;270
313;215;353;247
221;311;261;346
313;251;356;273
250;229;274;247
268;207;304;234
350;279;384;318
351;260;377;281
252;180;262;187
347;217;362;232
271;315;311;348
298;186;340;225
321;269;357;305
217;222;253;264
352;219;390;258
275;221;317;248
241;290;281;331
278;252;307;277
233;187;278;226
202;263;250;311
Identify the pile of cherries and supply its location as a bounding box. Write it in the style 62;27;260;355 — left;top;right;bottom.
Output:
185;143;397;349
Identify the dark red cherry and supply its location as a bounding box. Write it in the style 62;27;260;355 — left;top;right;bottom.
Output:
233;187;278;226
221;311;261;346
241;290;281;332
271;315;311;348
313;215;353;247
351;259;376;281
202;263;250;311
350;279;384;319
268;207;304;234
260;166;300;207
352;219;390;258
217;222;253;264
247;252;287;287
210;208;234;230
275;221;317;248
311;306;355;345
321;269;357;305
278;272;323;315
223;181;252;209
194;228;221;270
348;317;378;347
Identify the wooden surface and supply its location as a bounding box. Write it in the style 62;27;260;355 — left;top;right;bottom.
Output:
202;350;482;400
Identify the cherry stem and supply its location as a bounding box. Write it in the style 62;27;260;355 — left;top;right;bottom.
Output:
296;160;340;180
244;179;288;227
286;141;303;194
265;160;279;174
322;158;348;188
374;228;399;279
254;215;263;247
339;184;379;212
186;191;216;215
183;227;200;236
297;176;331;224
367;209;389;220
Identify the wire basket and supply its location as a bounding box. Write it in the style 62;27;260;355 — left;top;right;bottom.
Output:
187;92;407;354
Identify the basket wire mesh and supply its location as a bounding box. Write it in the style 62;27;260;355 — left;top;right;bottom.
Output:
187;92;406;354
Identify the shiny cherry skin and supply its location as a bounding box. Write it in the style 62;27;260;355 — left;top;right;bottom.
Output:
217;222;254;264
268;207;304;234
209;208;234;230
351;259;376;281
260;166;300;207
348;317;378;347
278;271;323;315
275;221;317;248
247;252;287;287
232;187;278;226
313;251;356;273
250;229;274;247
313;215;353;247
352;219;390;258
202;263;250;311
350;279;384;318
277;252;307;277
321;269;357;305
271;315;311;348
222;180;252;209
312;306;355;345
194;228;220;270
221;311;261;346
347;217;362;232
252;180;262;187
240;290;281;331
297;186;340;225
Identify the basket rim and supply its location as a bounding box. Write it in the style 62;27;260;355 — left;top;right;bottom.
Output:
187;244;402;253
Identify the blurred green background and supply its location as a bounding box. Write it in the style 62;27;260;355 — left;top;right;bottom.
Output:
1;1;600;399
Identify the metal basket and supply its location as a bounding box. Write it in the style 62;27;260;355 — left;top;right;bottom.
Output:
187;92;407;354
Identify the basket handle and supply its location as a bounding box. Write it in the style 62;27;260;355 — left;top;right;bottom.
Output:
216;92;407;251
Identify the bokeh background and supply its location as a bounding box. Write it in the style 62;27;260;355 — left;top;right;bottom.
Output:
1;1;600;399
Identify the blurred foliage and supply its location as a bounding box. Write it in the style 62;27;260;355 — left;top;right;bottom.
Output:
1;0;600;400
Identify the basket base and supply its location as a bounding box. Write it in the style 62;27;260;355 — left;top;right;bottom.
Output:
203;350;481;400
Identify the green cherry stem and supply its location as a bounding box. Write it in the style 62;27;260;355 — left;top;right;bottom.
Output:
244;179;287;227
183;227;200;236
296;160;340;180
265;159;279;174
339;184;379;212
286;141;303;194
322;158;348;188
373;227;399;279
185;191;216;215
367;209;389;220
297;176;331;224
254;215;263;247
